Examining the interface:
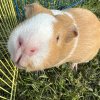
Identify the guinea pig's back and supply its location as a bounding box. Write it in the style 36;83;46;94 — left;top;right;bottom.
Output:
63;8;100;63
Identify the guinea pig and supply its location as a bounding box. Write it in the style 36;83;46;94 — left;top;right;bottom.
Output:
8;3;100;72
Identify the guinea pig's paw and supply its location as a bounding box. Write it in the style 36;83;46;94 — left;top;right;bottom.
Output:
71;63;78;71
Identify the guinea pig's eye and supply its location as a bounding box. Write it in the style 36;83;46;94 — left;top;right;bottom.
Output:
56;35;59;42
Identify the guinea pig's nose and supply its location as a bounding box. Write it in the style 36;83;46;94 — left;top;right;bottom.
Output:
25;48;38;56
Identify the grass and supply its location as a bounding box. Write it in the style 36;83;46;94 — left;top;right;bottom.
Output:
0;0;100;100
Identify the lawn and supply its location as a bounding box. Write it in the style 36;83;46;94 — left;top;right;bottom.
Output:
0;0;100;100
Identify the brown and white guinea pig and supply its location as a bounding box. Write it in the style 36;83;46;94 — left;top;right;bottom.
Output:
7;3;100;72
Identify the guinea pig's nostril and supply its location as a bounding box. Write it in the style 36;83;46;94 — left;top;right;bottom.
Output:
25;48;38;56
27;48;37;56
30;49;36;53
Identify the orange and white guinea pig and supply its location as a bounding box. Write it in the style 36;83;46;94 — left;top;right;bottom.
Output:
7;3;100;72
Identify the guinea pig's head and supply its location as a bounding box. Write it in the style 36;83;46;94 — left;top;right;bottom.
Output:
8;4;78;72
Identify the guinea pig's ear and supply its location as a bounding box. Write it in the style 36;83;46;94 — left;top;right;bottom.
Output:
66;24;79;42
24;3;52;18
24;4;34;18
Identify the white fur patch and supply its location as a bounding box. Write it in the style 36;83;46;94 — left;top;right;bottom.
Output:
8;13;57;68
